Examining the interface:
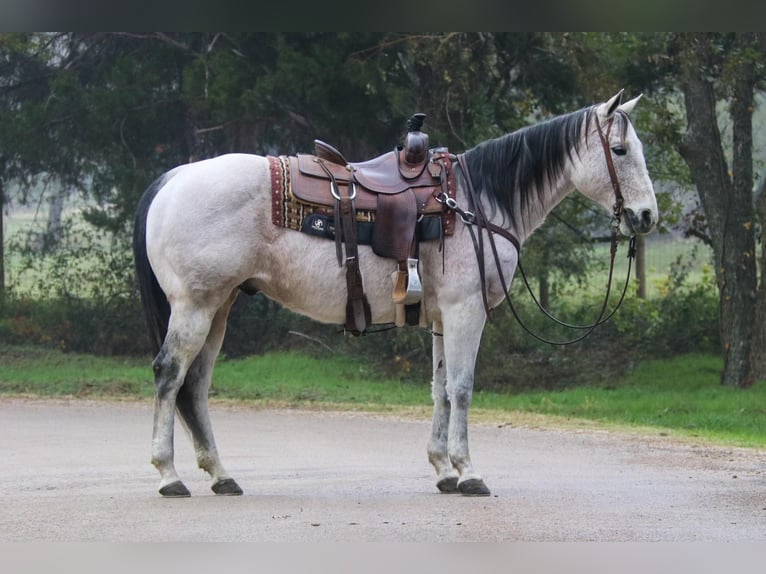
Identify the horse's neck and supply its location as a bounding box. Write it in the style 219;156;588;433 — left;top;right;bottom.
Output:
496;171;575;245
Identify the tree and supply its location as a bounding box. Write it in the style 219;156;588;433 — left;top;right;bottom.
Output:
0;174;5;301
0;33;58;299
676;33;764;387
754;177;766;379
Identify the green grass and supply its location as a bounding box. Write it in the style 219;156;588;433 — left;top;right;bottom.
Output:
0;345;430;405
471;355;766;447
210;352;430;406
1;345;764;447
0;345;154;397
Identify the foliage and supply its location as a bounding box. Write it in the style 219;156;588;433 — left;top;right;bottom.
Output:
519;196;605;305
2;215;147;354
0;295;146;355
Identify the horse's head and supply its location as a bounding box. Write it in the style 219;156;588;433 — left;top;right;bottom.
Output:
572;91;658;236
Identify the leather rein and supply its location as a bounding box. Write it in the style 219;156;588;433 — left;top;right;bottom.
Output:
438;113;637;346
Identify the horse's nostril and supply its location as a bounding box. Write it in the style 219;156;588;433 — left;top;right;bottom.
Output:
625;207;656;234
640;209;654;227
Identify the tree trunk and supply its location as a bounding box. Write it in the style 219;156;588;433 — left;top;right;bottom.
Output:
538;270;550;310
678;33;756;388
729;35;759;386
45;189;65;250
750;34;766;381
751;180;766;380
0;177;5;303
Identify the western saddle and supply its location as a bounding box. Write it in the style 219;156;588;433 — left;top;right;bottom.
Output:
284;114;456;334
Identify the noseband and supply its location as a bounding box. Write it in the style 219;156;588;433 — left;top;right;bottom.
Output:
439;112;636;346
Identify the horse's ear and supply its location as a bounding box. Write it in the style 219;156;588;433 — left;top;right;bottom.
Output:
599;89;625;119
617;93;642;116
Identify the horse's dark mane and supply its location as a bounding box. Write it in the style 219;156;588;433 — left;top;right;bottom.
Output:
463;106;599;223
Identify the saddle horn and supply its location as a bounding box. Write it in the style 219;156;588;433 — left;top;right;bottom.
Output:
403;113;429;165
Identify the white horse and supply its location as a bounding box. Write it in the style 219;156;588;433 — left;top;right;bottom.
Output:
133;91;657;497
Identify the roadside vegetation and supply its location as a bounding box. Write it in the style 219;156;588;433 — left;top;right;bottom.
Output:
2;344;763;448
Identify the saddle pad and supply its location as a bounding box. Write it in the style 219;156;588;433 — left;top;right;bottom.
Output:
270;154;375;232
299;213;443;245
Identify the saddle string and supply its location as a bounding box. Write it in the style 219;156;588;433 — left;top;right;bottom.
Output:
449;131;636;345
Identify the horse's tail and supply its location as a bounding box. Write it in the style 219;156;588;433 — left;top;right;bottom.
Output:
133;173;173;356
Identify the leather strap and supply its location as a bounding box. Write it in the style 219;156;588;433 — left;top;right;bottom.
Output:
341;197;371;333
455;153;516;317
315;158;345;266
340;167;371;334
316;158;371;334
594;113;625;223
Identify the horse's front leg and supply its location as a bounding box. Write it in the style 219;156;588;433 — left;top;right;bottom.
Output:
441;310;491;496
427;320;460;493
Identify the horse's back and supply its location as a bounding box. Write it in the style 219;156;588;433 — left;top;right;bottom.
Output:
155;153;268;202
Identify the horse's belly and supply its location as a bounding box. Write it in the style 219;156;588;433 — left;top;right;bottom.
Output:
249;234;411;326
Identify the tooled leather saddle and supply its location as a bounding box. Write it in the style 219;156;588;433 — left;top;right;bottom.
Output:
271;114;456;334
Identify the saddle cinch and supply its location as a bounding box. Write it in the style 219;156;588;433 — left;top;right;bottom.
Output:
287;114;456;334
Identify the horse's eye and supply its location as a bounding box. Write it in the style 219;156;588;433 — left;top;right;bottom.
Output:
611;146;627;156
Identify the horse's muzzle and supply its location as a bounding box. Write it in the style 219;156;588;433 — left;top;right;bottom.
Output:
623;207;657;235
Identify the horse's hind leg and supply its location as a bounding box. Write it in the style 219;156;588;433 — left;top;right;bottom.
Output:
151;300;217;497
175;290;243;495
427;321;460;493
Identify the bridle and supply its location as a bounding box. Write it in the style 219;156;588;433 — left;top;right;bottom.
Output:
596;110;626;225
437;111;636;346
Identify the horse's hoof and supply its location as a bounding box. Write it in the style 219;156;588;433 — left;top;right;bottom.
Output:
212;478;243;496
159;480;191;498
436;476;460;493
458;478;491;497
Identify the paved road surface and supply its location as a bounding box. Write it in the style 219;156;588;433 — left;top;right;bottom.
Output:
1;398;764;541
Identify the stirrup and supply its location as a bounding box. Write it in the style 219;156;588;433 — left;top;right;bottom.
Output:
392;258;422;306
404;258;422;303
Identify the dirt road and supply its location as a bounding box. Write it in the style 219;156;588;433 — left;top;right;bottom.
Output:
1;398;764;541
